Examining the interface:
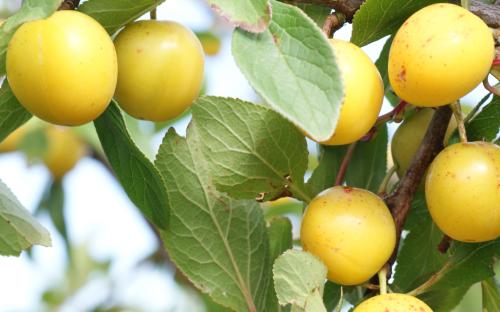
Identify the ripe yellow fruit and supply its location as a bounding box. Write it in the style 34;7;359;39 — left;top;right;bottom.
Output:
391;108;456;178
389;3;494;107
114;20;204;121
0;126;28;153
300;186;396;285
43;126;86;180
354;293;433;312
198;32;222;56
6;10;117;126
425;142;500;242
318;39;384;145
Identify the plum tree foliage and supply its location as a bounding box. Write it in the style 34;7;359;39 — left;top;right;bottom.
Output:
0;0;499;311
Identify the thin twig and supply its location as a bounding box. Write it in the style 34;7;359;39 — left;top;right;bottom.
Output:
58;0;80;10
377;165;397;196
284;0;363;21
322;12;346;37
378;266;388;295
438;235;452;254
150;8;157;20
483;76;500;97
335;142;358;186
386;106;453;265
407;262;452;296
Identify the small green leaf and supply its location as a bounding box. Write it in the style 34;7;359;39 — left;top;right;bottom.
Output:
94;102;169;230
233;0;344;142
482;278;500;312
374;36;399;106
392;193;447;293
191;97;310;202
78;0;165;35
323;282;342;311
273;250;327;310
208;0;271;32
467;95;500;144
345;124;388;193
0;82;32;143
155;129;271;312
0;178;51;256
351;0;447;46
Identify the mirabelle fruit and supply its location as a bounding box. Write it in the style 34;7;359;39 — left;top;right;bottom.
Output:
317;39;383;145
114;20;204;121
43;126;86;180
197;32;222;56
6;11;117;126
354;293;433;312
391;108;457;178
425;142;500;242
300;186;396;285
389;3;494;107
0;125;28;153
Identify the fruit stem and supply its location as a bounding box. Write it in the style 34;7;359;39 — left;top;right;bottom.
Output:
483;76;500;97
335;142;358;186
150;8;157;20
450;102;468;143
438;235;452;253
378;266;388;295
322;12;346;37
377;165;397;196
335;287;344;312
461;0;470;9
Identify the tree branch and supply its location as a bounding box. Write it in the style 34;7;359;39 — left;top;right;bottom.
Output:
385;106;452;261
285;0;364;21
470;0;500;28
58;0;81;10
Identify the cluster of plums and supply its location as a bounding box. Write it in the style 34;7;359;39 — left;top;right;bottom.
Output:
1;10;205;178
301;3;498;310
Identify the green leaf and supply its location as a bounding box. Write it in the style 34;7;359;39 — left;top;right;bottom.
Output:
78;0;165;35
232;0;344;142
392;193;447;292
323;282;342;311
428;239;500;292
266;217;294;312
351;0;447;46
467;95;500;144
482;278;500;312
0;178;51;256
0;82;32;142
18;126;48;163
37;181;70;256
273;250;327;311
191;97;310;202
418;287;470;312
345;124;388;193
0;0;61;75
306;145;345;197
155;129;271;312
208;0;271;32
296;4;331;27
94;102;169;230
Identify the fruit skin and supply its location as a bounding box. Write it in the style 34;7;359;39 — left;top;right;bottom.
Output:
319;39;384;145
114;20;204;122
389;3;494;107
391;108;456;178
300;186;396;285
425;142;500;242
354;293;433;312
6;11;117;126
0;126;28;153
43;126;86;180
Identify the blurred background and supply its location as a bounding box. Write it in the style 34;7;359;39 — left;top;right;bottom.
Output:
0;0;495;311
